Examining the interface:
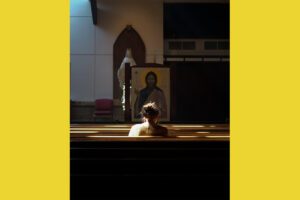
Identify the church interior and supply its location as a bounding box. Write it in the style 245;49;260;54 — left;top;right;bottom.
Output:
70;0;229;199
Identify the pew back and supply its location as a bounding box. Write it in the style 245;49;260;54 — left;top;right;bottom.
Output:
71;139;229;200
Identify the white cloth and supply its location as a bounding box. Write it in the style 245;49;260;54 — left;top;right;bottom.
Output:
117;48;136;88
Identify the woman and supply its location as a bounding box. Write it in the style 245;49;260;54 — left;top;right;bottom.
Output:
134;71;167;119
129;102;168;136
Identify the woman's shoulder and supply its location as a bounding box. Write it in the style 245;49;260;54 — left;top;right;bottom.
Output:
128;123;147;136
155;125;168;136
128;124;142;136
161;126;168;132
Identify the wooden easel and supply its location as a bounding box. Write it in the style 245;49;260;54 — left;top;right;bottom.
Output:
124;63;131;122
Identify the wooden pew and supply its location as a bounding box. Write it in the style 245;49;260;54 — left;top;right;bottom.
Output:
71;137;229;200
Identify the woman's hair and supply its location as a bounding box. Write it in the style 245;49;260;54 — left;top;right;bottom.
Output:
145;71;157;85
141;102;160;118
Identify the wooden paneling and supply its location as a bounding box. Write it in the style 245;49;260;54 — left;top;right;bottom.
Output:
70;102;95;122
166;61;229;123
71;140;229;200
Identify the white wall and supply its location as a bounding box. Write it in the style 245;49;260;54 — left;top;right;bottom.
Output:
70;0;228;101
70;0;95;101
70;0;164;101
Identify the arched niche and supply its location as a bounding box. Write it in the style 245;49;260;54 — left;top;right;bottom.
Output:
113;25;145;100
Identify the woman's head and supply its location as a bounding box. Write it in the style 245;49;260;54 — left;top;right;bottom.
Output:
141;102;160;120
145;72;157;88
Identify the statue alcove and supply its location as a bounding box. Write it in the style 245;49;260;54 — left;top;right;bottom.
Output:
113;25;145;101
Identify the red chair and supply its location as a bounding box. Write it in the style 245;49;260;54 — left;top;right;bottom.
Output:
93;99;113;120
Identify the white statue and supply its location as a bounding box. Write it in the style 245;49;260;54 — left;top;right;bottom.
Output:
117;48;136;110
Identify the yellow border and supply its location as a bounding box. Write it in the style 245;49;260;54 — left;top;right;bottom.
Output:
1;1;300;199
231;0;300;199
0;1;69;200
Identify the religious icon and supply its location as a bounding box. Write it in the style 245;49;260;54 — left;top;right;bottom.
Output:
131;67;170;121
